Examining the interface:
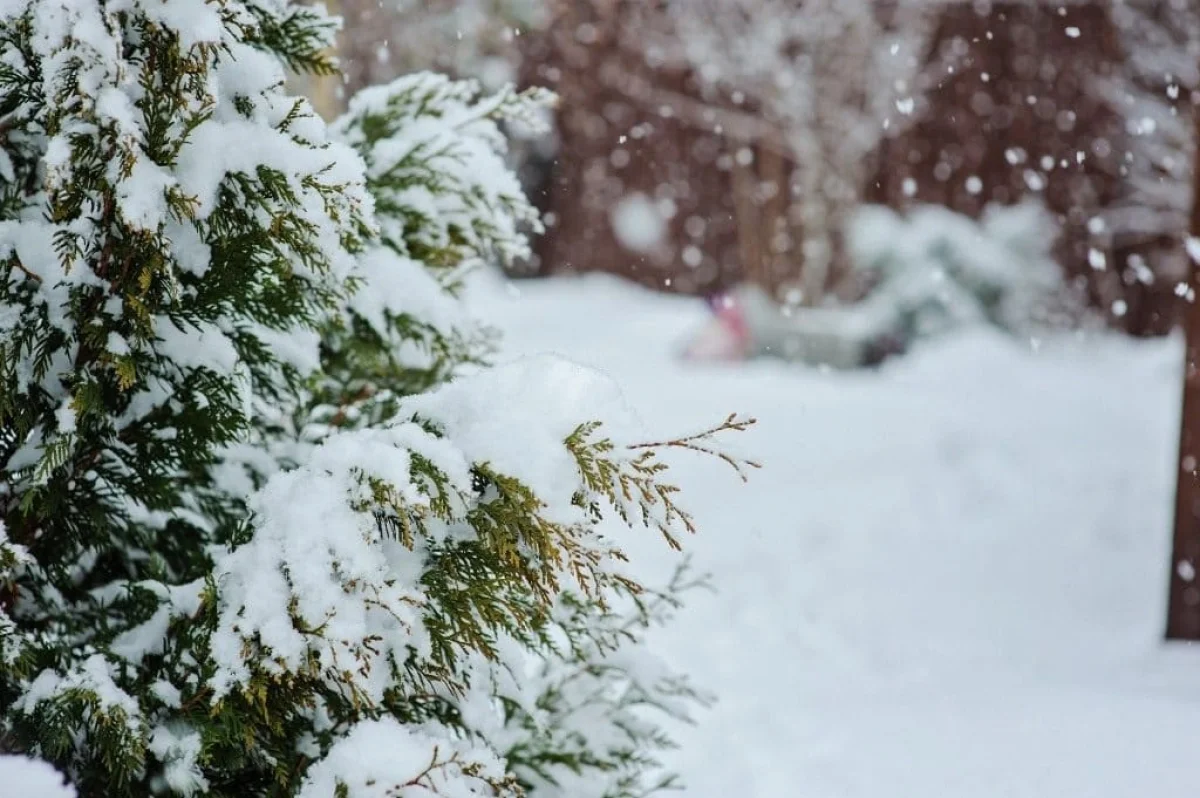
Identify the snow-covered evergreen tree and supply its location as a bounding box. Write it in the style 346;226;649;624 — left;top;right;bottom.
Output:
0;1;752;795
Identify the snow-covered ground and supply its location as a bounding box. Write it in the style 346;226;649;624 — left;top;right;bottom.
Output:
467;271;1200;798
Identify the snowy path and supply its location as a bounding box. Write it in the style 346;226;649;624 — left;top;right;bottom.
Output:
468;273;1200;798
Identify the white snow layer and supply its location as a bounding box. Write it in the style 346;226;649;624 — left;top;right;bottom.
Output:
209;353;654;704
298;718;509;798
0;755;75;798
465;269;1200;798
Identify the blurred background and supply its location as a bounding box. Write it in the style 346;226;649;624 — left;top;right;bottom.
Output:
296;1;1200;795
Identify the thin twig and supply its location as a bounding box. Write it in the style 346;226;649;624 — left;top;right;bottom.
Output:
628;414;761;481
10;259;42;283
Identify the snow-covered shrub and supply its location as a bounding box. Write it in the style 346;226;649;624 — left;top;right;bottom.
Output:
848;201;1068;338
681;201;1070;369
0;1;752;795
500;560;713;797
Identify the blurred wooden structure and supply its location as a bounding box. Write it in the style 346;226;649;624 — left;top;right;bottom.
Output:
521;0;1196;335
873;0;1190;334
517;1;773;295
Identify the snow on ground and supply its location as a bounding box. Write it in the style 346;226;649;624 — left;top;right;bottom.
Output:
466;271;1200;798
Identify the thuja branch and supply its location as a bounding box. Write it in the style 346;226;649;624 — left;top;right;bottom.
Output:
8;258;42;283
628;413;760;481
565;414;758;550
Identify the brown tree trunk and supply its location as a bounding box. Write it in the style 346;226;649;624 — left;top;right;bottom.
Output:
1165;110;1200;640
731;152;766;288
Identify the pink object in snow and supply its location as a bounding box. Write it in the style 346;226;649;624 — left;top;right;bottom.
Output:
681;293;751;360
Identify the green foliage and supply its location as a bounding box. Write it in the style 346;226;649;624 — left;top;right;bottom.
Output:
502;561;716;798
0;1;755;795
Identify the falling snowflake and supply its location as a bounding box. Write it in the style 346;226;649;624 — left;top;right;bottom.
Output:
1185;236;1200;265
610;193;667;253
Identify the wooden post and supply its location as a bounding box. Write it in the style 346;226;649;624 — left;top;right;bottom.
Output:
1166;109;1200;640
